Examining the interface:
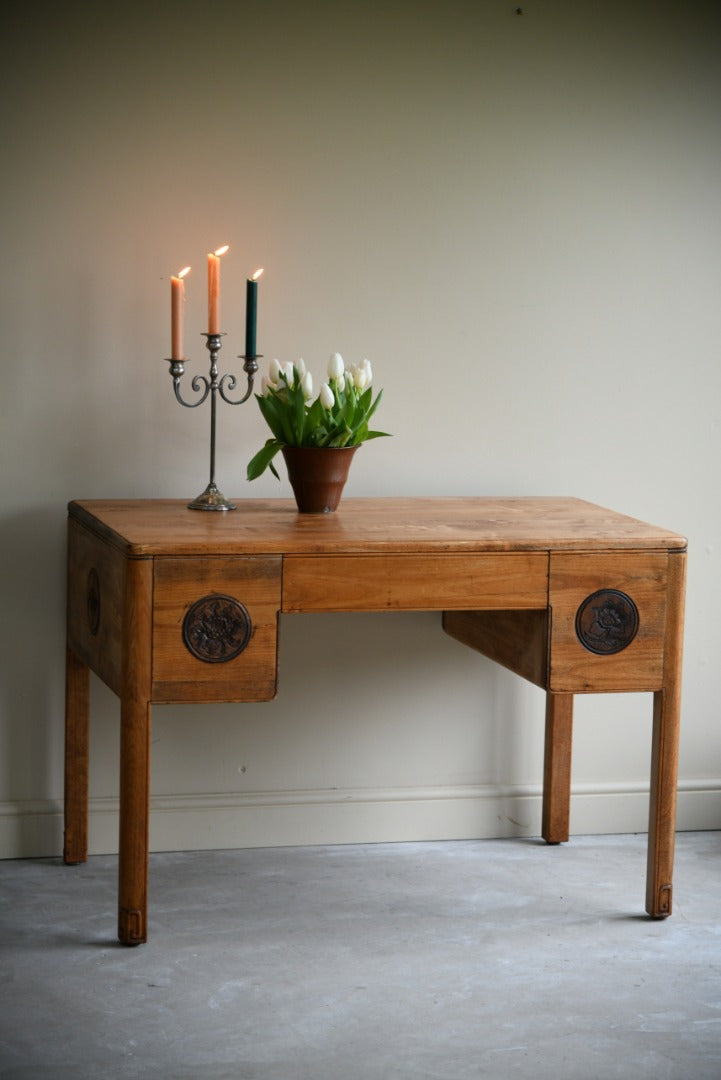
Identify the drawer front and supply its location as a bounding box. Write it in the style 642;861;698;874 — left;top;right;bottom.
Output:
549;552;668;692
152;557;281;703
282;553;548;613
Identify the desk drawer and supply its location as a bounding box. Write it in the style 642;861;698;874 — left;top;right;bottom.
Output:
549;552;668;692
152;556;281;703
282;553;548;613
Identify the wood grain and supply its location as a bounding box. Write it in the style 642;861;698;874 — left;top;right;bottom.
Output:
68;498;687;557
152;556;281;702
63;496;688;939
646;548;687;917
283;553;547;613
63;647;89;864
118;556;153;945
542;693;574;843
66;518;124;696
442;609;549;688
549;552;669;692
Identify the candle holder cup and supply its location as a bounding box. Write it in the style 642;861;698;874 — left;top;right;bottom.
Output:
167;332;260;511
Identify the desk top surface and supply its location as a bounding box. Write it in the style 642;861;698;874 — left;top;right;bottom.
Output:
68;497;687;557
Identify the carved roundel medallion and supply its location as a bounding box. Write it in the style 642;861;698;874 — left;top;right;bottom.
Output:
182;594;252;664
575;589;639;656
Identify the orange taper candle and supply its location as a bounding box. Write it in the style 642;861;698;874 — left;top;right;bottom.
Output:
170;266;190;360
207;244;229;334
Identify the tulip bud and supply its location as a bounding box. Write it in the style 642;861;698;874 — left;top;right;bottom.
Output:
319;382;335;410
351;363;368;390
328;352;345;381
295;358;307;379
261;375;275;397
360;358;373;385
269;358;281;383
280;360;295;385
301;371;313;400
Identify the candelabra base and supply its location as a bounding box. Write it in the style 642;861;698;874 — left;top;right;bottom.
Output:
188;482;237;511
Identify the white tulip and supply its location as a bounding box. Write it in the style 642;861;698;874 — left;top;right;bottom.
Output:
360;358;373;384
280;360;295;384
319;382;335;410
261;375;275;397
351;363;368;390
269;358;281;383
295;358;307;378
301;371;313;400
328;352;345;380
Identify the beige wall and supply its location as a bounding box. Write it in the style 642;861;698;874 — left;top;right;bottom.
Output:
2;1;720;856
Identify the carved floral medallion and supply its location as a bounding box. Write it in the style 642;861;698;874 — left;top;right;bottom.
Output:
575;589;639;655
182;594;252;663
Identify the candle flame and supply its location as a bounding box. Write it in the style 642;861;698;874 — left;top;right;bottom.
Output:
178;266;191;279
252;268;264;281
214;244;230;257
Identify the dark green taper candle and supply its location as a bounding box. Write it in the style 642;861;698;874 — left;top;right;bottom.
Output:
245;269;263;357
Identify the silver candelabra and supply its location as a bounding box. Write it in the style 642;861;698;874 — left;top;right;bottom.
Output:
166;333;260;511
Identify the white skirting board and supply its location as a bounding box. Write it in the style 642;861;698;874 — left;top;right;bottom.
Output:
1;780;720;859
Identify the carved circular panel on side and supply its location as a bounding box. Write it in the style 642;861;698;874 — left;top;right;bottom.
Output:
182;594;252;663
87;568;101;636
575;589;639;655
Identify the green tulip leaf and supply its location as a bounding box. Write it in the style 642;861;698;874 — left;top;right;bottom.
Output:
246;438;283;481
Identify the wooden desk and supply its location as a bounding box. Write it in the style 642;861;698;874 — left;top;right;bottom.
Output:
64;497;687;944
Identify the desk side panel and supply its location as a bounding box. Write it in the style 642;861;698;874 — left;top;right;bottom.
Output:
282;553;548;613
152;556;281;703
66;518;125;696
443;609;550;688
549;551;669;692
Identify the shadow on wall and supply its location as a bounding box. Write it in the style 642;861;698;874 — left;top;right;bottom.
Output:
0;504;68;850
0;507;548;857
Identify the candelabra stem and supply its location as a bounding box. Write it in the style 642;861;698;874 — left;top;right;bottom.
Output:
167;332;259;511
187;333;237;511
210;388;218;485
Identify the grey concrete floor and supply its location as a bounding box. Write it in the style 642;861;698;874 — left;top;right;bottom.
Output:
1;832;720;1080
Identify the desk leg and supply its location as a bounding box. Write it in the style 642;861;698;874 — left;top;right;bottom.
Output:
542;692;573;844
646;550;686;918
118;696;151;944
117;557;153;946
646;689;678;917
64;647;89;865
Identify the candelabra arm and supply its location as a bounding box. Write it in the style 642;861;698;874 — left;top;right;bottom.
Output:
167;361;211;408
218;355;261;405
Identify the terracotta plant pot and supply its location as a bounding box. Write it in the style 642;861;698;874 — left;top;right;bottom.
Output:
282;445;358;513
